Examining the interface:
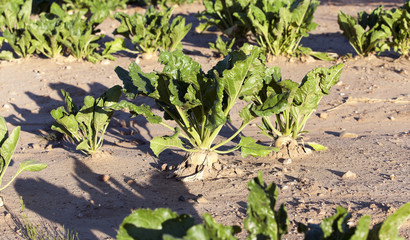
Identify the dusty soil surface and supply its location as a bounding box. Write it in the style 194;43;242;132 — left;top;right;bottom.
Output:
0;1;409;239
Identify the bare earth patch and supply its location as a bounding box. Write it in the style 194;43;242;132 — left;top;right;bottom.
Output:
0;1;409;239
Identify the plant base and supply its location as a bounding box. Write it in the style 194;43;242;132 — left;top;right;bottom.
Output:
171;151;220;182
271;138;312;160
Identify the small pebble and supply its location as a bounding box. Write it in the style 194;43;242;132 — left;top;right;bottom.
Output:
100;174;110;182
196;196;208;203
178;195;185;202
126;179;135;185
0;196;4;207
339;131;359;138
342;171;357;179
319;112;328;119
282;158;292;165
389;174;395;181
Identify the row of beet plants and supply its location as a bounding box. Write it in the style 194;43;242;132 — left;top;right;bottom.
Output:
0;0;192;62
51;46;344;181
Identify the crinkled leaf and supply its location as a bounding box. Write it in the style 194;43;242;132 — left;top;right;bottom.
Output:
110;101;162;124
239;136;277;158
151;128;185;157
245;171;289;239
252;92;290;117
102;38;127;60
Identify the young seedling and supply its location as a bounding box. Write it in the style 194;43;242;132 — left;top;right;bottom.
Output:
0;117;47;193
50;85;122;155
113;47;280;181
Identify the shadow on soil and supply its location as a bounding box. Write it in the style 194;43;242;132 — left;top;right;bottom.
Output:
6;81;158;155
14;157;200;239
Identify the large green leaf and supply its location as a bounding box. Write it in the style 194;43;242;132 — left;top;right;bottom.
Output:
251;92;290;117
111;101;162;124
0;125;20;166
244;171;289;239
117;208;194;240
374;202;410;240
150;128;186;157
239;136;278;158
15;159;47;173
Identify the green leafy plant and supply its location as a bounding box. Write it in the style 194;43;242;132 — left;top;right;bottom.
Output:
0;117;47;192
116;171;285;240
0;0;38;58
248;0;331;59
116;171;410;240
48;3;107;63
253;63;344;149
299;203;410;240
28;13;64;58
380;1;410;56
209;36;235;57
113;6;191;58
197;0;253;38
338;6;390;56
113;47;278;181
50;85;122;155
244;171;289;239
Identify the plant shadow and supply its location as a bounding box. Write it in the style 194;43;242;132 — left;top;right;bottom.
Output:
13;156;200;239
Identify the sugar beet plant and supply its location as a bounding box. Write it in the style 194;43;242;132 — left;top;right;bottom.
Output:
113;47;281;181
253;63;344;150
116;171;410;240
0;117;47;193
337;6;390;56
197;0;253;38
0;0;38;59
248;0;331;60
380;1;410;56
51;85;122;155
113;6;191;59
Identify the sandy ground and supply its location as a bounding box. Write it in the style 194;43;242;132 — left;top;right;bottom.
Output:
0;1;409;239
